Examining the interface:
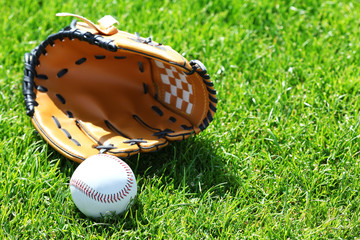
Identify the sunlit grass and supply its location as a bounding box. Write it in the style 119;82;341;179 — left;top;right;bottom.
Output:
1;0;360;238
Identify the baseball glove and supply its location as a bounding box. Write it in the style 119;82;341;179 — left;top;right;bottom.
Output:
23;13;217;163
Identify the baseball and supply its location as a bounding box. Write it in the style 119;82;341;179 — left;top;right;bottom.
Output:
69;154;137;218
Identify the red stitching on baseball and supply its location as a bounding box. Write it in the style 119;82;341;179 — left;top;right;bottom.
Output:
70;154;135;203
117;192;123;200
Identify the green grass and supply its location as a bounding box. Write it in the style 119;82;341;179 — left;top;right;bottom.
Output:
2;0;360;238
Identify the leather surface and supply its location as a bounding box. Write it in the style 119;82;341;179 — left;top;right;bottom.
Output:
26;18;217;162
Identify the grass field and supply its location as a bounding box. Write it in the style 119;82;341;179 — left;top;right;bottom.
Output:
2;0;360;238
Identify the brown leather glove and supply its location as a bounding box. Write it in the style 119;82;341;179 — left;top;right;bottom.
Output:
23;14;217;163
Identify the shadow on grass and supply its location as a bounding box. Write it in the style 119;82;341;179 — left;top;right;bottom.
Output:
41;132;236;197
135;136;237;196
35;132;237;231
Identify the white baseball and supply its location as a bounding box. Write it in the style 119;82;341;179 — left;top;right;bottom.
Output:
69;154;137;218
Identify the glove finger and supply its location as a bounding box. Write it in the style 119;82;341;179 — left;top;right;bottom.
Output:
75;119;166;155
32;92;99;162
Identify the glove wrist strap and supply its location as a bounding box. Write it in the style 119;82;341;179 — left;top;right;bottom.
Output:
56;13;119;35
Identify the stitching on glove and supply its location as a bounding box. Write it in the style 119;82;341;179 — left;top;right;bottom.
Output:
186;60;217;132
209;102;217;112
77;120;146;155
52;116;61;128
114;56;127;59
203;80;214;87
95;144;117;154
133;114;193;140
32;117;85;160
133;114;179;141
143;83;149;94
36;85;48;92
138;62;144;72
207;111;213;122
132;115;161;132
52;116;81;146
180;125;193;131
153;129;175;138
123;139;147;146
70;139;81;147
75;120;102;145
66;111;74;118
55;94;66;104
94;144;116;150
209;94;217;104
104;120;130;139
169;116;177;123
23;54;38;116
75;58;87;65
151;106;163;116
36;74;48;80
167;130;194;140
94;55;106;59
61;128;71;139
207;87;217;95
57;68;68;78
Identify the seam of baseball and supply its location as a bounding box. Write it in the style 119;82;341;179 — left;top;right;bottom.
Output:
70;155;135;204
